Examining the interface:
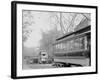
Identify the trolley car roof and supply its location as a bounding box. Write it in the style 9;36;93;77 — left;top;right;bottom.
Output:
53;25;91;45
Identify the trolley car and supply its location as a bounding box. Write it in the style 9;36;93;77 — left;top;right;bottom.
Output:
39;51;54;64
52;24;91;67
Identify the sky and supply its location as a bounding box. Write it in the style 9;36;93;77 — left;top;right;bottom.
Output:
23;11;60;48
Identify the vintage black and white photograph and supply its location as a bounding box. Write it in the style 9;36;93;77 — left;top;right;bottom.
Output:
11;1;97;79
22;11;91;69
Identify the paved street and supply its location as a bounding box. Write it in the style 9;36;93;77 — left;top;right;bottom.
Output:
54;58;90;66
23;57;90;69
23;63;54;69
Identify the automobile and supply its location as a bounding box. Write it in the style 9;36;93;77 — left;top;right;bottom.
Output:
47;57;54;64
33;58;39;64
26;57;39;64
52;62;82;67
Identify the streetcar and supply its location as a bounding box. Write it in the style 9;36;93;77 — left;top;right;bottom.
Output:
39;51;54;64
52;21;91;67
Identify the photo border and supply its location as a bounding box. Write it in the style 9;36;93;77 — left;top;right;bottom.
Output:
11;1;98;79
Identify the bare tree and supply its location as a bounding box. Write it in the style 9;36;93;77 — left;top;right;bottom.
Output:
22;11;35;42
